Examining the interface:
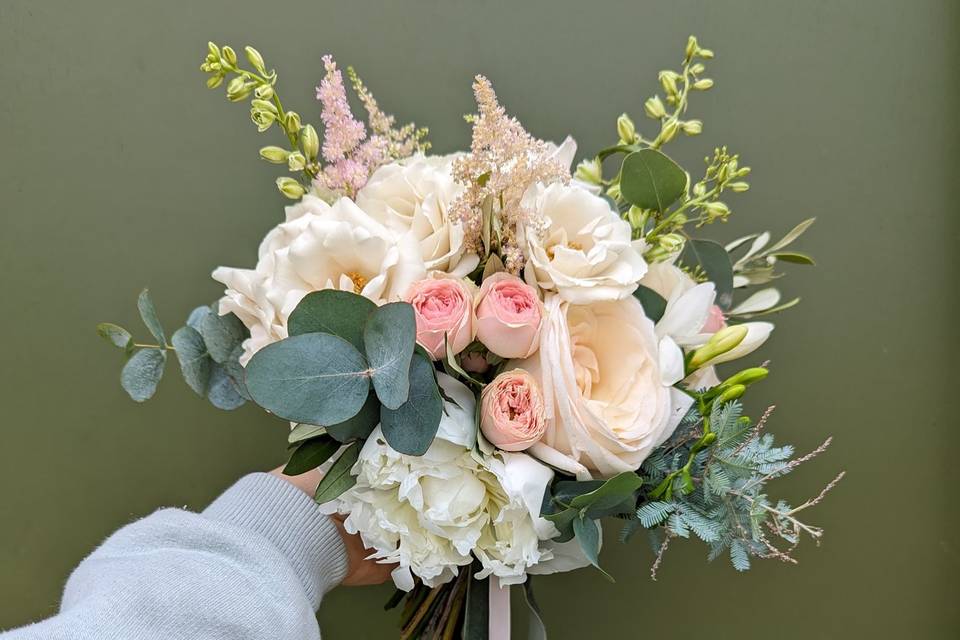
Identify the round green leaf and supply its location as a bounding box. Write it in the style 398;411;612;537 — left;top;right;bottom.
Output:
287;289;377;350
171;326;212;396
207;362;246;410
326;391;380;442
633;285;667;323
201;310;247;363
121;348;166;402
97;322;133;352
620;149;687;212
363;302;416;410
245;333;371;426
379;353;442;455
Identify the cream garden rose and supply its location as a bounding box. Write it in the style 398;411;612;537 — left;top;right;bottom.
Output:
515;294;691;479
519;182;648;304
212;194;424;364
356;154;479;278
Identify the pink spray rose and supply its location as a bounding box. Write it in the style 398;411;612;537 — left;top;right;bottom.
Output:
701;304;727;334
404;275;476;360
480;369;547;452
475;273;544;359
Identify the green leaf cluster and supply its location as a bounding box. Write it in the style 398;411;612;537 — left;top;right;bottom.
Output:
247;290;442;456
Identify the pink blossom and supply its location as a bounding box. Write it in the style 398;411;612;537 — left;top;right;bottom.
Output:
475;273;543;358
702;304;727;333
404;276;476;360
480;369;547;452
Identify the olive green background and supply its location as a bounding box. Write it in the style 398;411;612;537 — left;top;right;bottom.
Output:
1;0;957;637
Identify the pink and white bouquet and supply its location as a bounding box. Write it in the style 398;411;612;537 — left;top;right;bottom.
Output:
98;36;841;639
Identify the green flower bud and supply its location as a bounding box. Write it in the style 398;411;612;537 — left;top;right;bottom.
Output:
254;84;275;100
690;63;706;75
606;182;621;201
626;205;647;230
259;146;290;164
721;367;769;388
658;70;680;97
276;177;306;199
692;181;707;197
301;124;319;162
659;118;680;144
685;36;699;60
250;99;277;115
617;113;637;144
245;46;266;73
250;107;276;132
729;181;750;193
226;76;251;102
716;384;746;404
698;48;715;59
207;42;220;58
284;111;302;134
704;201;730;220
206;75;224;89
287;151;306;171
693;78;714;90
574;158;602;185
659;232;685;254
644;95;667;119
221;46;238;67
681;119;703;135
688;325;748;369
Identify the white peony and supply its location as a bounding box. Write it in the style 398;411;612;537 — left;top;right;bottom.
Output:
212;194;425;364
516;294;691;479
520;183;648;304
355;154;479;278
321;373;588;590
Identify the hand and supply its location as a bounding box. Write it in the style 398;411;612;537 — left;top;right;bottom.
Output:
270;466;396;587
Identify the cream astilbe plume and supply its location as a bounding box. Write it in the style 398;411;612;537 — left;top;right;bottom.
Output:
451;76;569;274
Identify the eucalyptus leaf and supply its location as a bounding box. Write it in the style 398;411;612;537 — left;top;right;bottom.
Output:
120;348;166;402
326;391;380;442
186;305;213;330
363;302;416;410
97;323;133;352
287;289;377;350
283;434;339;476
379;353;442;456
313;442;360;504
206;363;246;410
245;333;371;426
137;289;166;346
680;239;734;309
221;344;251;400
201;310;246;363
289;423;327;444
620;149;687;211
573;515;613;582
171;325;211;396
568;471;643;513
633;285;667;323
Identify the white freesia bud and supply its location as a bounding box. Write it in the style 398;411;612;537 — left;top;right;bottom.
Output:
617;113;637;144
644;95;667;119
682;119;703;135
693;78;714;90
276;177;306;199
259;146;289;164
688;325;748;369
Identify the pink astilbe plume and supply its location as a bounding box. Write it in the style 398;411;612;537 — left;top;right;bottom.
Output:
451;76;569;273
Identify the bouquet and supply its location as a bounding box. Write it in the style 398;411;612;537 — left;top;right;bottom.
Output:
97;36;841;639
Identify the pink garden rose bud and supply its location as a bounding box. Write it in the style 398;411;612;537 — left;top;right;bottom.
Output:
404;276;476;360
701;304;727;334
475;273;544;359
480;369;547;452
459;351;490;374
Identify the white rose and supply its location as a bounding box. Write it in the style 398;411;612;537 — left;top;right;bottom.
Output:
212;194;425;364
520;183;647;304
356;155;479;278
515;294;691;479
321;374;586;589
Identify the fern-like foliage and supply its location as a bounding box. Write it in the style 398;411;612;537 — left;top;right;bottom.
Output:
627;400;842;576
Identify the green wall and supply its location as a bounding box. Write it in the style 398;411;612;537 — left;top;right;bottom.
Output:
1;1;957;636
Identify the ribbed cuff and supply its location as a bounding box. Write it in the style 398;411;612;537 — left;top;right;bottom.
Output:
202;473;348;609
